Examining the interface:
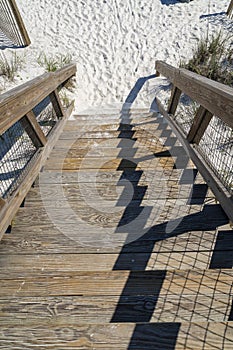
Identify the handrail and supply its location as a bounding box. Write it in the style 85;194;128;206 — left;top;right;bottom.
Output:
0;0;30;47
155;60;233;223
0;63;77;239
227;0;233;17
0;63;76;135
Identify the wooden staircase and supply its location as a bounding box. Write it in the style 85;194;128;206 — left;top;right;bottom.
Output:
0;108;232;349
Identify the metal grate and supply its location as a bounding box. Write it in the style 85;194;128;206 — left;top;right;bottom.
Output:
33;96;58;137
198;116;233;194
0;120;37;198
174;94;199;135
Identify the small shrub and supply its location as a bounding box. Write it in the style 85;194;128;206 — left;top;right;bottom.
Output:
0;52;24;81
37;53;72;72
180;31;233;86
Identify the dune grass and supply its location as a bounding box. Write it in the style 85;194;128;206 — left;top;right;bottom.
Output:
0;52;24;81
180;30;233;86
37;53;72;72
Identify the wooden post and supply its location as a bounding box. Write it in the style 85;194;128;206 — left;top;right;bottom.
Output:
49;89;65;119
24;111;47;146
187;106;213;145
0;197;6;210
20;113;47;149
168;86;182;115
227;0;233;17
8;0;31;46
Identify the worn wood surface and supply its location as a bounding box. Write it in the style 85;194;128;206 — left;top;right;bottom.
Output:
0;110;232;348
0;322;232;349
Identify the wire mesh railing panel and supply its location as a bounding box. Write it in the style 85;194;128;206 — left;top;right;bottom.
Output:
0;0;23;47
198;116;233;194
174;93;199;136
0;119;38;199
33;96;59;137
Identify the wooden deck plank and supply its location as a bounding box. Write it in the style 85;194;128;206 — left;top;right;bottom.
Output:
0;293;231;324
0;322;232;349
0;249;231;276
0;269;232;298
1;224;231;254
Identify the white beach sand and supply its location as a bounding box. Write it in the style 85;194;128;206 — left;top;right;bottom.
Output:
2;0;232;112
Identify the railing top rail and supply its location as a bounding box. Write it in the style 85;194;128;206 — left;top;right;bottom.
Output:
155;60;233;129
0;63;76;135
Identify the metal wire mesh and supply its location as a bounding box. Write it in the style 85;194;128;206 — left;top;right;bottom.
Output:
198;116;233;194
33;96;58;137
174;94;199;135
0;0;24;47
0;120;37;198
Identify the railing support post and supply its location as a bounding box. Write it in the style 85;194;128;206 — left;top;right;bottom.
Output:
0;197;6;210
168;86;182;115
20;111;47;148
187;106;213;145
49;89;65;119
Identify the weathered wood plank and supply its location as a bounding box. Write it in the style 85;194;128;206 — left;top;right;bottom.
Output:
155;61;233;128
0;269;232;297
1;224;230;254
2;321;233;349
0;322;232;349
0;292;232;324
35;169;205;185
0;249;231;277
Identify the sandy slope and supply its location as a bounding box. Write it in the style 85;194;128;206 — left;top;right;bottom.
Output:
7;0;232;111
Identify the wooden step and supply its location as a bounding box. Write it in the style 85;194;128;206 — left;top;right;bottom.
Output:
0;269;232;297
0;321;232;349
0;293;232;324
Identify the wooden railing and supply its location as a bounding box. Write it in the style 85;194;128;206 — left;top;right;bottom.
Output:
0;63;76;239
155;60;233;223
227;0;233;17
0;0;30;47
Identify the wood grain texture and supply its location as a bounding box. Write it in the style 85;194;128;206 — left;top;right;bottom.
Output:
0;322;232;349
0;293;231;324
0;269;232;297
0;249;232;277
